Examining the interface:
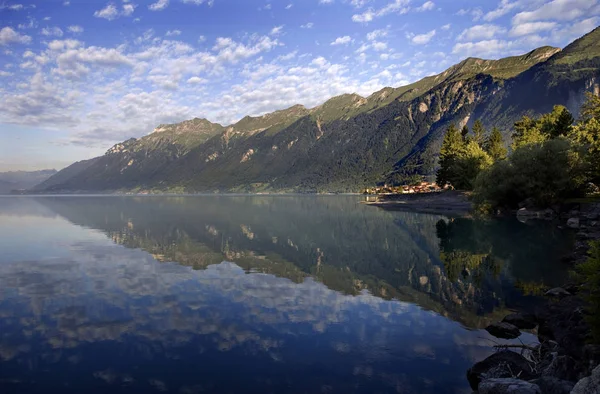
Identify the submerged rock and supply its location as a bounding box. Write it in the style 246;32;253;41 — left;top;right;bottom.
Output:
571;364;600;394
567;217;580;228
466;351;536;390
486;322;521;339
478;378;541;394
502;313;537;330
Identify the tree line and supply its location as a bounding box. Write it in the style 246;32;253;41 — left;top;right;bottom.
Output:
436;92;600;210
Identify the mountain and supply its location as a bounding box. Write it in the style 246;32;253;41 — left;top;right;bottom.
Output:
0;169;57;194
35;27;600;193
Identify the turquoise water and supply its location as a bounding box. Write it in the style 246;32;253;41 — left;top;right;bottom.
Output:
0;196;573;393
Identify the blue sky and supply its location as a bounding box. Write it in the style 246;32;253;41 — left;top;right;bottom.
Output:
0;0;599;171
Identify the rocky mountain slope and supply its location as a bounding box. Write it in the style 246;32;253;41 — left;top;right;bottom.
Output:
34;27;600;193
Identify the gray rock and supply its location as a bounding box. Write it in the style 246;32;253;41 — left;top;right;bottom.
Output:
486;322;522;339
531;376;574;394
545;287;572;297
503;313;537;330
567;218;580;229
467;351;537;390
571;365;600;394
479;378;541;394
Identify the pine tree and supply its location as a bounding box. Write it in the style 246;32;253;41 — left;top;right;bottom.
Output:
437;124;463;187
472;120;486;146
461;124;470;141
485;127;507;161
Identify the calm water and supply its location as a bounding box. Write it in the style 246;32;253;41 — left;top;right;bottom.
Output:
0;196;573;394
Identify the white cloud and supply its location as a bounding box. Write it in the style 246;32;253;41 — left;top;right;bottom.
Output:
509;21;557;37
411;29;436;45
319;0;334;3
371;41;387;51
352;0;410;23
166;30;182;37
441;23;451;30
416;1;434;12
0;27;31;45
457;24;506;41
94;3;119;20
513;0;598;24
43;16;51;21
68;25;84;34
483;0;518;21
366;28;387;40
0;3;24;10
149;0;169;11
301;22;314;29
41;27;64;37
285;3;292;9
270;25;284;36
122;3;136;16
198;35;206;42
63;1;70;5
187;76;207;84
330;35;353;45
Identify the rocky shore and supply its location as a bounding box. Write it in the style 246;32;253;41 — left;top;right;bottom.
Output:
467;203;600;394
362;190;472;216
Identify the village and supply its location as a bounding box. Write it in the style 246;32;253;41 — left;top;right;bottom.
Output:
361;181;448;195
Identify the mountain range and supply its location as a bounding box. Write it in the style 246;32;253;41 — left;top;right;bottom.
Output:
0;170;57;194
33;27;600;194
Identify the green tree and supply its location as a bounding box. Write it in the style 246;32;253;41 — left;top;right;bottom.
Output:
472;120;486;146
436;124;464;187
461;124;470;141
485;127;508;161
449;141;493;190
512;115;547;149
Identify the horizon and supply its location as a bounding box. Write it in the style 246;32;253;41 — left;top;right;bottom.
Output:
1;0;599;171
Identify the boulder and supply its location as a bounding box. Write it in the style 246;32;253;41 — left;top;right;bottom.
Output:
478;378;541;394
571;365;600;394
530;376;574;394
486;322;521;339
502;313;537;330
545;288;572;297
567;218;580;229
467;351;537;390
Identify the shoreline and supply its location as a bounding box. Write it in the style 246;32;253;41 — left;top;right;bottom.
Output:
362;190;473;216
465;202;600;393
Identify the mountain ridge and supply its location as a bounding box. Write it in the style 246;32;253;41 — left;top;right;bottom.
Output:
32;27;600;193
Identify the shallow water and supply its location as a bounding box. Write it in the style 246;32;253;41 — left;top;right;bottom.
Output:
0;195;573;394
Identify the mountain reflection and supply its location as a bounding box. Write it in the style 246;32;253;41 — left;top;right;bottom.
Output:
0;196;572;394
17;195;572;327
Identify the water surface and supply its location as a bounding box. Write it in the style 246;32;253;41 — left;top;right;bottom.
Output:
0;196;573;394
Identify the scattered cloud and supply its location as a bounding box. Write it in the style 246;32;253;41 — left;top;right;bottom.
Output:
94;3;119;20
41;27;64;37
415;1;435;12
300;22;314;29
67;25;84;34
509;21;557;37
330;35;353;45
411;29;436;45
352;0;410;23
513;0;598;25
0;27;31;45
457;24;506;41
149;0;169;11
270;25;284;36
484;0;518;21
166;30;182;37
441;23;451;30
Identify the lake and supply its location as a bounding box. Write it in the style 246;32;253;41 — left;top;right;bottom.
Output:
0;195;574;394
